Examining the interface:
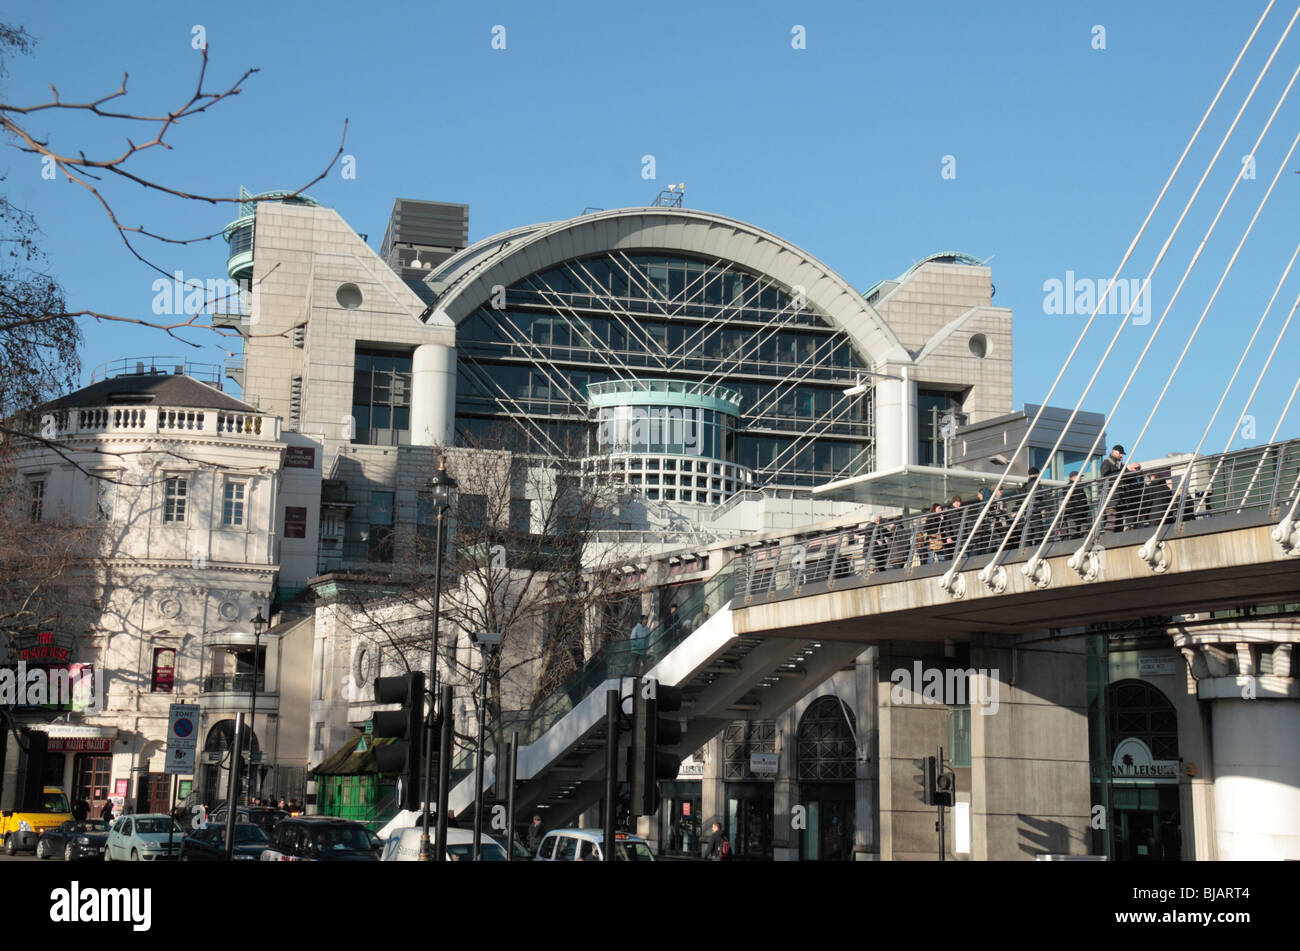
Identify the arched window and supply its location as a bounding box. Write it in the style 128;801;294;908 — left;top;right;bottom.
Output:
203;718;260;755
1107;680;1178;761
797;696;857;781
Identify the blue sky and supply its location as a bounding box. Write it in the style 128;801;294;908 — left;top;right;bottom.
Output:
3;0;1298;458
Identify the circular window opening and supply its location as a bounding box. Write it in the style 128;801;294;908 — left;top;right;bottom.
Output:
968;332;990;358
336;283;363;310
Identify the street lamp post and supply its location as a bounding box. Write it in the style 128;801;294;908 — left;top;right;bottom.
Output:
421;456;457;862
470;631;502;861
246;608;267;806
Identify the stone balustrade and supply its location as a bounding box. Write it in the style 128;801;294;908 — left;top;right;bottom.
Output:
35;405;279;441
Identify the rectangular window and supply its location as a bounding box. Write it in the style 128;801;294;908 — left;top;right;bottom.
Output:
222;481;246;527
164;477;188;523
368;491;395;562
948;705;972;767
152;647;176;693
509;498;532;534
314;722;324;750
458;494;488;534
352;346;414;446
28;478;45;522
95;477;115;521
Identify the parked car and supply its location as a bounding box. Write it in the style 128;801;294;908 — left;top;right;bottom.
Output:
492;831;533;860
36;819;110;861
1;786;72;854
260;816;381;861
104;814;185;862
381;826;509;861
208;804;288;838
533;829;655;861
180;822;269;861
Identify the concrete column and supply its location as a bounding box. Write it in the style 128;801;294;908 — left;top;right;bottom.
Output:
856;647;879;858
772;706;797;860
872;366;916;470
1173;621;1300;859
410;343;456;446
968;634;1092;860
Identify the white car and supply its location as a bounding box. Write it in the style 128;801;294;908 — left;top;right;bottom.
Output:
104;814;185;862
533;829;654;861
381;826;509;861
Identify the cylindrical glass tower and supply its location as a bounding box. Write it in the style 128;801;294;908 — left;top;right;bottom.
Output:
585;379;751;506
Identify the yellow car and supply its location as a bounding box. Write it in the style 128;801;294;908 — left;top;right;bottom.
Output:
1;787;72;854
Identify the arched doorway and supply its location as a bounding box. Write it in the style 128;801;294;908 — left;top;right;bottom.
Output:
1105;679;1181;861
136;740;171;814
199;720;260;806
796;695;857;861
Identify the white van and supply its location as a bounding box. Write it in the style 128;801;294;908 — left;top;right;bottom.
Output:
533;829;654;861
381;826;509;862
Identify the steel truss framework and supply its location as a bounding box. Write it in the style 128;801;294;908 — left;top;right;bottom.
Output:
455;251;876;489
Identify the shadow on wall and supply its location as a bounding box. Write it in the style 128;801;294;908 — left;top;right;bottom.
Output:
1017;813;1069;858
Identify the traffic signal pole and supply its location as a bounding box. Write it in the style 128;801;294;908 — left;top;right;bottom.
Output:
222;712;245;862
435;684;453;862
604;689;618;861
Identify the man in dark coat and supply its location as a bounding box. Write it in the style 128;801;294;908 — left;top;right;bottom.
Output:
1100;446;1126;532
1062;471;1093;540
1140;470;1174;529
1117;463;1145;531
526;815;544;855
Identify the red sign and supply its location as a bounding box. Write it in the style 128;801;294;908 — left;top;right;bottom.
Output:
114;779;128;796
46;736;112;753
152;648;175;693
284;506;307;539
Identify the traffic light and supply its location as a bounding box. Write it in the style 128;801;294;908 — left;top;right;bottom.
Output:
934;769;955;807
912;756;937;807
372;672;425;810
629;678;682;817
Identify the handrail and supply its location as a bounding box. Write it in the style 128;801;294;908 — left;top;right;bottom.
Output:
733;438;1300;600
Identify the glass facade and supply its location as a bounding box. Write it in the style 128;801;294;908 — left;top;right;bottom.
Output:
455;252;872;487
352;347;413;446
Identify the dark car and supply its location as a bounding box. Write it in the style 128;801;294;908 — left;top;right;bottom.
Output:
260;817;381;862
36;819;110;861
181;822;269;861
209;805;288;839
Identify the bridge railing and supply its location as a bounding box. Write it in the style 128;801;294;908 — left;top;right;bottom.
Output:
471;561;738;755
736;438;1300;599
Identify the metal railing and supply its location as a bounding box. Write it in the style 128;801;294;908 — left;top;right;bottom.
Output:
464;561;738;767
202;673;267;693
734;438;1300;601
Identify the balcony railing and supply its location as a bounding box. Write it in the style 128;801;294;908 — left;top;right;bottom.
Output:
202;673;266;693
27;405;279;442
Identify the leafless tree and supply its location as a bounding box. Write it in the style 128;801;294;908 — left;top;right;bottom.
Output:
334;425;641;762
0;20;346;347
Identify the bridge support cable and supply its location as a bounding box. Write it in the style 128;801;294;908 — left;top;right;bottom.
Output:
936;2;1286;595
1142;241;1300;563
936;1;1280;594
1061;54;1300;577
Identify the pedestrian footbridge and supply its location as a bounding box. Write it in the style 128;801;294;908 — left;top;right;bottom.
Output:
733;439;1300;641
449;440;1300;828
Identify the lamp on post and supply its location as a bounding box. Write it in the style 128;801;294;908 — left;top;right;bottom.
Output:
246;607;267;806
421;456;457;862
470;631;502;862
